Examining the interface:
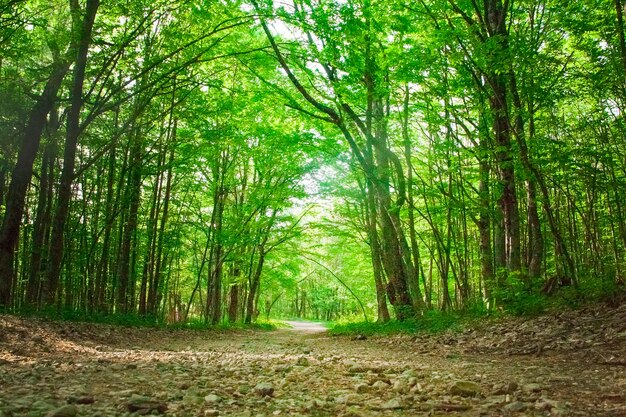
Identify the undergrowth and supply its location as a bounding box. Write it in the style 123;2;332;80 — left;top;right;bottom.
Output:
329;310;480;336
10;307;281;331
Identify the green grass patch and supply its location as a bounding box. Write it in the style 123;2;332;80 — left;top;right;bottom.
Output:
11;307;282;331
329;310;478;336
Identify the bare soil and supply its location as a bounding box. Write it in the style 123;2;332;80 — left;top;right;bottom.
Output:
1;303;626;416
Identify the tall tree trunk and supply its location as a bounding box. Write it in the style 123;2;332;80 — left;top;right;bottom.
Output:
149;147;174;317
140;154;163;316
26;137;57;306
206;173;226;324
477;132;495;305
0;59;69;307
509;73;575;287
245;246;265;324
228;267;240;324
402;85;425;310
116;131;142;313
483;0;521;274
364;178;390;322
95;143;120;313
44;0;100;305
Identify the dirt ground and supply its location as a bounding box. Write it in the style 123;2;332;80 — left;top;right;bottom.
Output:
1;303;626;416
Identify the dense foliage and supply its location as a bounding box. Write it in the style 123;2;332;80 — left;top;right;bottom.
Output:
0;0;624;324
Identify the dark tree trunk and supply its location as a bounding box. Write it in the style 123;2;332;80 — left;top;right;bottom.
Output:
245;247;265;324
484;0;521;275
26;137;57;306
402;86;425;310
0;60;69;307
140;154;163;316
94;144;119;313
149;147;174;317
116;134;142;314
228;281;239;324
44;0;100;305
365;184;390;323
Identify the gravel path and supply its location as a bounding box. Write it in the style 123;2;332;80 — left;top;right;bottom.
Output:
1;310;626;416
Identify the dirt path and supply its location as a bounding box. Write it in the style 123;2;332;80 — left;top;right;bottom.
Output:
1;311;626;416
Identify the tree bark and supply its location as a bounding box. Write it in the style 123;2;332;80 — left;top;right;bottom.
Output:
0;59;69;307
116;132;142;314
44;0;100;305
26;137;57;306
245;246;265;324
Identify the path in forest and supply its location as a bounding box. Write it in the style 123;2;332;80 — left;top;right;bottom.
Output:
1;308;626;416
283;321;328;333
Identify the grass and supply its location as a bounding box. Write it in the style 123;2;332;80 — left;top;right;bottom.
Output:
329;309;480;336
9;307;282;331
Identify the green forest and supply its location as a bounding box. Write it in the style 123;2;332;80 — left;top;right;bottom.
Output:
1;0;625;326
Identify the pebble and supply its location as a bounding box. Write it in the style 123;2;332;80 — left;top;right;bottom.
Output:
355;383;369;393
372;380;389;390
504;401;527;413
392;378;410;393
493;381;518;395
204;394;222;404
381;398;403;410
254;383;274;397
522;383;543;393
126;395;168;414
339;394;360;405
67;395;95;405
449;381;481;397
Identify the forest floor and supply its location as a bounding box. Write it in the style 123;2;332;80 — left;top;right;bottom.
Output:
1;303;626;417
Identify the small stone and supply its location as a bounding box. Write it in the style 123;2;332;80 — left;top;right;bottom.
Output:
449;381;481;397
126;395;168;414
204;409;220;416
402;369;418;378
45;405;78;417
522;383;542;393
354;334;367;340
504;401;527;413
338;394;360;405
67;395;95;405
204;394;222;404
254;382;274;397
355;383;369;393
343;359;358;367
493;382;518;395
381;398;403;410
535;399;555;411
550;407;570;416
183;392;203;406
392;378;410;393
372;380;389;390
